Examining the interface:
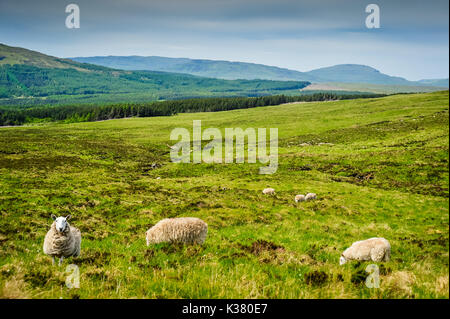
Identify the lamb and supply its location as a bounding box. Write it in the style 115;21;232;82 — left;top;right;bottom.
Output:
262;188;275;195
340;237;391;265
295;194;306;202
305;193;317;201
43;214;81;266
146;217;208;245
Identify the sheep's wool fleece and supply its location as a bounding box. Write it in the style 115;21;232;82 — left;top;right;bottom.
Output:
146;217;207;245
263;188;275;195
43;222;81;258
305;193;317;200
342;237;390;262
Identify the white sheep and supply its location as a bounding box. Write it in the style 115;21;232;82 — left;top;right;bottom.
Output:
262;188;275;195
295;194;306;202
340;237;391;265
43;214;81;266
146;217;207;245
305;193;317;201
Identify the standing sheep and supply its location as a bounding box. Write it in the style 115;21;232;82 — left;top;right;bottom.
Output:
295;194;306;202
262;188;275;195
340;237;391;265
43;214;81;266
146;217;208;245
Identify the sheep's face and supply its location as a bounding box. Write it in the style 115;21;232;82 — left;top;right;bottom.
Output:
339;256;347;265
52;214;71;233
145;229;155;245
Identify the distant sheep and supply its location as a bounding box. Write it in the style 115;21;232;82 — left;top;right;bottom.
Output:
340;237;391;265
43;215;81;266
262;188;275;195
295;194;306;202
305;193;317;201
146;217;208;245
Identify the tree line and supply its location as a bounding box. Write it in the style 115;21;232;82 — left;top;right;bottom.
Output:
0;92;385;126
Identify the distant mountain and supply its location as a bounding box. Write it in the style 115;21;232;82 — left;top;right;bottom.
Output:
71;56;319;82
0;43;310;107
416;78;449;88
305;64;413;85
70;56;448;87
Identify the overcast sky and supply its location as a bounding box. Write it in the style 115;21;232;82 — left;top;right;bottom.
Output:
0;0;448;80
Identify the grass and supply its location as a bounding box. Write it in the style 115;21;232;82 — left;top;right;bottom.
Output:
0;91;448;299
303;82;447;94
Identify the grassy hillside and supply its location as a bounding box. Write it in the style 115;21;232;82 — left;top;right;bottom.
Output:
0;44;94;71
70;56;449;90
0;91;448;299
0;44;310;107
302;82;448;94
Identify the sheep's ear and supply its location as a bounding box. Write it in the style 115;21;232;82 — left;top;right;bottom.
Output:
65;214;72;221
51;214;57;221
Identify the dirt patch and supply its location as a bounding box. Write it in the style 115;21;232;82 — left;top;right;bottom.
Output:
141;163;162;174
398;235;449;249
24;268;54;287
240;240;285;256
304;270;329;286
350;268;367;285
76;251;111;266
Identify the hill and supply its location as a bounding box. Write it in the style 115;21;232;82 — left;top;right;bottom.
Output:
0;91;448;298
0;44;310;107
70;55;318;82
70;55;448;88
0;43;99;71
417;78;449;87
305;64;411;85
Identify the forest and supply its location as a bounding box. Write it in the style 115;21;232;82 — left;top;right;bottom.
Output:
0;92;386;126
0;64;312;107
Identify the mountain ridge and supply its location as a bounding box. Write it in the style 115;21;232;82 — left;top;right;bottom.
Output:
70;55;448;87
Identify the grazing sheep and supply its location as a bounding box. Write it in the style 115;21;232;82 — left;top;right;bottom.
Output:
295;194;306;202
146;217;207;245
43;215;81;266
340;237;391;265
305;193;317;201
262;188;275;195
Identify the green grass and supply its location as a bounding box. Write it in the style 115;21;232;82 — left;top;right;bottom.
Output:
0;91;448;299
304;82;447;94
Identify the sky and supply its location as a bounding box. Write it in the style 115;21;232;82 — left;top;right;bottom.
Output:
0;0;448;80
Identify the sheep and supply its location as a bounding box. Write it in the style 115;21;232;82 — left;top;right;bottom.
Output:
43;214;81;266
146;217;207;245
340;237;391;265
295;194;306;202
305;193;317;201
262;188;275;195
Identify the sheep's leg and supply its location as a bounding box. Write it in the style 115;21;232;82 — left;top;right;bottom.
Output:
383;249;391;262
58;256;64;266
52;257;55;265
